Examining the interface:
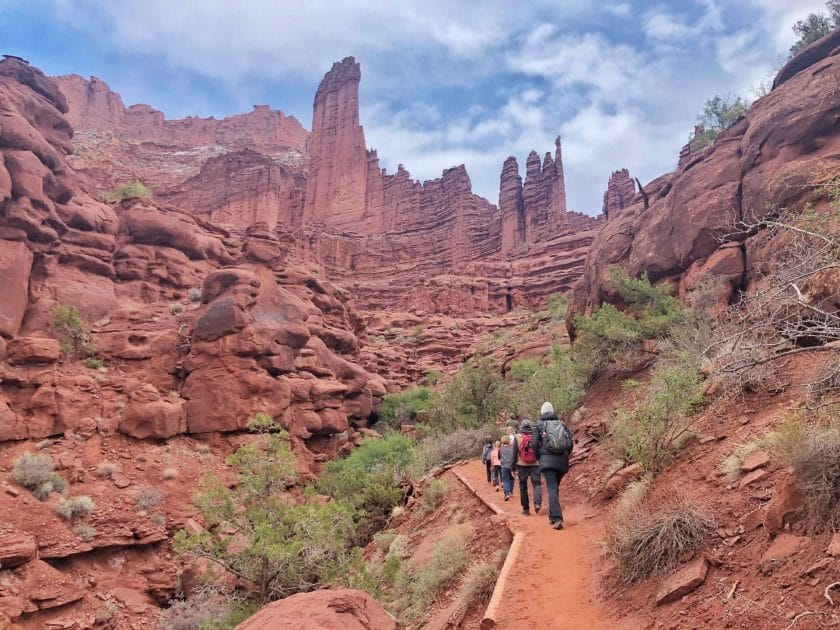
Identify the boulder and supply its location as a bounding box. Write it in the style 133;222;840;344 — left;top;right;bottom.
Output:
0;239;33;338
740;451;770;473
738;468;769;489
655;557;709;605
0;531;37;568
235;588;395;630
827;533;840;557
761;534;809;562
764;477;804;535
6;336;61;364
119;389;185;440
602;463;643;499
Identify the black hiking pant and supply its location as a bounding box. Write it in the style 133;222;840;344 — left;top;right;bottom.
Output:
518;465;542;512
485;459;491;482
541;467;566;524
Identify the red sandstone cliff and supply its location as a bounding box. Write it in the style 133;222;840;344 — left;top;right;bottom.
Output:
601;168;636;220
568;30;840;333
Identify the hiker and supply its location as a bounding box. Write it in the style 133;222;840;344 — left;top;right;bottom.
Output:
481;439;493;483
515;419;542;516
490;440;502;490
531;401;574;529
499;435;516;501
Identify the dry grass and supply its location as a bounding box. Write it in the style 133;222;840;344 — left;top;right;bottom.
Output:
421;478;448;511
606;486;714;583
162;467;179;480
73;522;97;541
769;410;840;531
133;486;163;512
54;495;95;520
96;461;119;478
12;453;68;501
403;525;472;617
456;561;499;610
720;439;766;481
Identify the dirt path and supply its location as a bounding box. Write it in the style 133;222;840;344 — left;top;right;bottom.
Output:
455;460;643;630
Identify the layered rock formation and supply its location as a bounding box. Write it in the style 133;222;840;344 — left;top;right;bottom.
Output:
568;30;840;331
1;56;384;456
601;168;636;220
57;56;602;321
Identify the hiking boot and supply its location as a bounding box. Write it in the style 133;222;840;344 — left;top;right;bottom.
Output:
504;494;510;501
534;504;541;514
552;520;564;530
521;509;530;516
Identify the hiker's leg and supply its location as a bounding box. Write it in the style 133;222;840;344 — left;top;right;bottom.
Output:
518;467;530;511
530;466;542;509
502;467;513;496
542;469;561;522
556;470;566;523
485;460;491;482
492;466;501;487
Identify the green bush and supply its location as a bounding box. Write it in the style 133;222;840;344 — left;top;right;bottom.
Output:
515;346;586;419
155;588;258;630
421;478;448;511
110;181;152;201
378;387;437;429
689;94;748;151
176;418;357;602
424;370;443;385
51;304;94;359
610;360;706;474
573;267;687;378
789;2;840;58
427;358;509;431
547;292;570;320
509;357;540;382
85;357;104;369
317;434;415;540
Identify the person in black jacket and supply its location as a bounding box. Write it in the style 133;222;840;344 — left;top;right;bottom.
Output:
531;401;572;530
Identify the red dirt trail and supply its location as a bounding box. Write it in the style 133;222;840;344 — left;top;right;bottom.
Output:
456;460;642;630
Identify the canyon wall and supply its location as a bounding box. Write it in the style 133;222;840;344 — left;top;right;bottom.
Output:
568;30;840;333
57;56;603;317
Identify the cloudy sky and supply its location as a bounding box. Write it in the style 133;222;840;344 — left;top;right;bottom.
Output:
0;0;828;213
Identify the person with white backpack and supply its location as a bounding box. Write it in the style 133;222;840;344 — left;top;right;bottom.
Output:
530;401;574;530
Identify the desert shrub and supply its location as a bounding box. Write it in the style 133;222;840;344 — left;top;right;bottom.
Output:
720;438;768;481
789;2;840;58
547;292;570;320
73;522;97;542
96;461;119;478
162;467;179;480
456;560;499;610
84;357;104;369
54;495;95;520
401;525;471;618
51;304;94;359
94;599;118;624
515;346;586;419
606;489;713;583
689;94;749;151
133;486;164;511
110;181;152;201
11;453;68;501
155;587;257;630
769;410;840;531
377;387;437;429
317;434;414;539
509;357;540;382
151;512;166;526
421;478;448;511
373;531;396;555
169;302;185;315
188;287;203;302
413;426;494;472
427;358;509;430
424;369;443;385
610;360;706;473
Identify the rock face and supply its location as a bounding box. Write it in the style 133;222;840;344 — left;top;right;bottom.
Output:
58;56;600;319
0;57;383;457
601;169;636;220
236;588;395;630
568;32;840;331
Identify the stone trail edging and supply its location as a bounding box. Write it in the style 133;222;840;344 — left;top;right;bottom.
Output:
451;466;523;629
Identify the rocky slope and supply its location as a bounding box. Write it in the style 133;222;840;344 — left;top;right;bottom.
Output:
568;30;840;329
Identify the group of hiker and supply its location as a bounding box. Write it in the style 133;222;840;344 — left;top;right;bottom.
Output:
480;401;573;530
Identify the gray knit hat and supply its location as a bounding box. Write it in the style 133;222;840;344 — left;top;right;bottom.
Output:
519;419;532;432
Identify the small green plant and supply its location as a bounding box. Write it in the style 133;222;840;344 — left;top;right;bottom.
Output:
54;495;95;520
73;522;97;542
150;512;167;527
110;181;152;201
509;357;540;382
373;531;397;555
51;304;94;359
547;292;570;320
133;486;163;512
84;357;104;369
424;369;443;385
11;453;68;501
421;478;448;511
377;387;437;429
515;346;585;419
188;287;203;303
689;93;748;151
